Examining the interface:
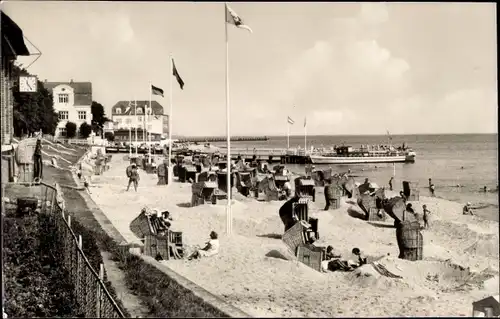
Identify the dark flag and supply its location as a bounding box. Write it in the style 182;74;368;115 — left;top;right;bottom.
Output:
172;58;184;90
151;84;164;97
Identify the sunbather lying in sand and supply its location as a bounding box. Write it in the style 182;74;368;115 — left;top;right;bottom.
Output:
187;231;220;260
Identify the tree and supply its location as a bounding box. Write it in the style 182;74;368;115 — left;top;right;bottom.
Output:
104;132;115;142
79;122;92;138
91;101;109;134
12;65;59;136
66;122;77;138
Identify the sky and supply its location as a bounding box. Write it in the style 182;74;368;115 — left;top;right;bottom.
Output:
4;2;498;136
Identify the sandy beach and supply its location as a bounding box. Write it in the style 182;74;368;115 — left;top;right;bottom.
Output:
89;155;499;317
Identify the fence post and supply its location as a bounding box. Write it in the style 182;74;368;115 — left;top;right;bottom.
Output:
76;235;82;305
96;263;104;318
50;191;56;215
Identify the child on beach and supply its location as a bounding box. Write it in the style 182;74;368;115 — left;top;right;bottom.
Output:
422;204;431;229
126;164;140;192
187;231;220;260
388;177;394;191
463;202;474;215
352;248;367;266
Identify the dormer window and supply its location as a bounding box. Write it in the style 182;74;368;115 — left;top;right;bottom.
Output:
137;108;143;114
58;94;69;103
116;108;122;114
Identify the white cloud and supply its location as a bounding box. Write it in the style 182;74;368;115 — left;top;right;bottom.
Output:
277;2;412;121
87;11;134;44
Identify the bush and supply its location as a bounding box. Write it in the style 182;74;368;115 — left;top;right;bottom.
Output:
104;132;115;142
66;122;77;138
3;211;82;318
79;122;92;138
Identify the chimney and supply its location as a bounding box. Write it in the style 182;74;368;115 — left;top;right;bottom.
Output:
44;79;47;83
70;79;74;84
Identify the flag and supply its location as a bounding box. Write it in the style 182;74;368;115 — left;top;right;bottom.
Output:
172;58;184;90
287;116;295;125
225;3;253;33
124;101;131;115
304;117;307;128
151;84;164;97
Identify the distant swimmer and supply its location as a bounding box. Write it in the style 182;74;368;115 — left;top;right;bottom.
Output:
482;186;488;192
461;166;464;169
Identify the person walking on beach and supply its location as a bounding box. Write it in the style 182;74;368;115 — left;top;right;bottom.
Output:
126;164;140;192
428;178;436;196
33;138;43;182
422;204;431;229
388;177;394;191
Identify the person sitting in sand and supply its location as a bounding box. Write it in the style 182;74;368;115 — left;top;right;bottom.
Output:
126;164;140;192
326;245;342;260
422;205;431;229
463;202;474;215
321;246;342;272
187;231;220;260
352;247;367;266
406;203;415;215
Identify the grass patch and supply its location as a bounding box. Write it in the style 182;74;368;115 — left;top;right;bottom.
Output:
3;210;82;317
41;156;229;317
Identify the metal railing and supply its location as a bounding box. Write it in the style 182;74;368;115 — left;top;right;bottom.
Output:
34;182;125;318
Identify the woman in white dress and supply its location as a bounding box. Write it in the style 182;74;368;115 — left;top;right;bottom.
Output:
187;231;220;260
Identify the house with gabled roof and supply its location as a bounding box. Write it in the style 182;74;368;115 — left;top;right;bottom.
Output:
44;79;93;137
111;100;169;137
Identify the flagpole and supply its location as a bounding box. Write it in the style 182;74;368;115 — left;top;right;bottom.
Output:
128;110;132;157
143;104;146;149
168;53;173;185
287;118;290;150
148;81;152;164
225;3;232;235
304;118;307;152
134;98;138;156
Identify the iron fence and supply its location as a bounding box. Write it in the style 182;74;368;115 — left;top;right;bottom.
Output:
37;182;125;318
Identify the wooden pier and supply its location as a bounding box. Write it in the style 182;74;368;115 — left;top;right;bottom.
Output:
175;136;269;143
104;146;310;164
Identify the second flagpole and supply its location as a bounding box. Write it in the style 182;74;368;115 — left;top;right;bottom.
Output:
168;54;173;185
225;3;232;235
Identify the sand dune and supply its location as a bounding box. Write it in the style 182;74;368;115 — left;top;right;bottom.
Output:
88;156;499;317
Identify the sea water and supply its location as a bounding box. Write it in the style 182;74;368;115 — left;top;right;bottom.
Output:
214;134;498;222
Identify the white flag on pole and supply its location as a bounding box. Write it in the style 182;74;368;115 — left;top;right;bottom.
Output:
287;116;295;125
226;3;253;33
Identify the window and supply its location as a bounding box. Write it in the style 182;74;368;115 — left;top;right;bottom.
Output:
126;118;132;124
115;118;122;124
58;94;69;103
78;111;87;120
138;116;143;122
58;127;67;137
147;124;152;131
58;111;69;120
137;108;143;114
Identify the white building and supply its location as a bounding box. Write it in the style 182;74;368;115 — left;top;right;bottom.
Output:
44;80;93;137
111;100;169;137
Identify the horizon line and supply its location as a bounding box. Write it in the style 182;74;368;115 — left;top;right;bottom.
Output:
173;132;498;138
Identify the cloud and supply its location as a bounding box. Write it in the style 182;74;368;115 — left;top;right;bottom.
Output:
87;11;135;44
275;3;412;131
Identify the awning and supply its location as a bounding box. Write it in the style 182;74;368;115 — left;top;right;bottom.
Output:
1;11;30;57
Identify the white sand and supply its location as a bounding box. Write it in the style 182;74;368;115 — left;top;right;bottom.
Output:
89;156;499;317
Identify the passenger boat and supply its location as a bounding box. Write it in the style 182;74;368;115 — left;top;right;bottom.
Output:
308;145;416;164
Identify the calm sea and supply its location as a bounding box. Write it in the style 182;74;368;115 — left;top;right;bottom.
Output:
214;134;499;222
